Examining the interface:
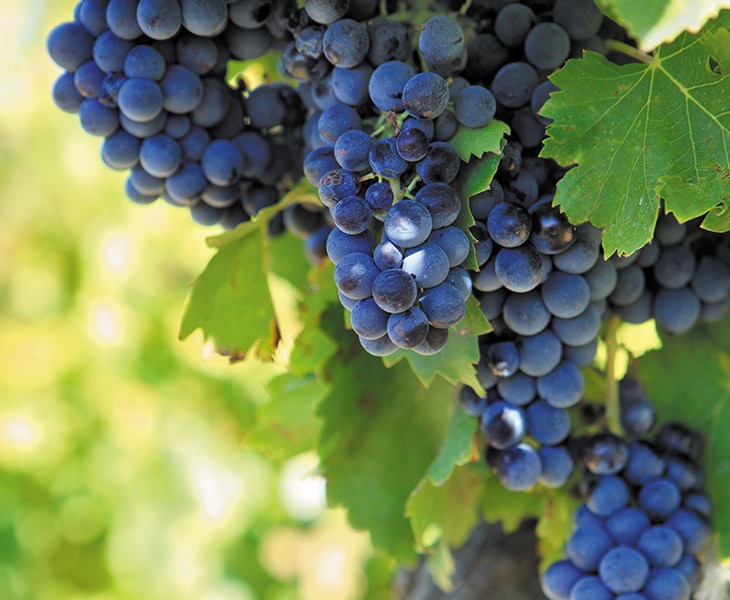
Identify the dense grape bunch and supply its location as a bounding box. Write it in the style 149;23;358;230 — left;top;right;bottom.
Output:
542;422;713;600
286;8;504;357
48;0;308;229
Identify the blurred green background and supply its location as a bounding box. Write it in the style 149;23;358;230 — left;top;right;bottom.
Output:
0;3;386;599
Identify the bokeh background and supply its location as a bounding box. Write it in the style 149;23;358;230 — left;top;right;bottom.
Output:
0;2;389;598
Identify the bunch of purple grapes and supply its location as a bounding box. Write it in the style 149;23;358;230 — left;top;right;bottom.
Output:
542;420;713;600
285;2;500;356
47;0;306;229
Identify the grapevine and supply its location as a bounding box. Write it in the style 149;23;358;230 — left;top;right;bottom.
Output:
43;0;730;598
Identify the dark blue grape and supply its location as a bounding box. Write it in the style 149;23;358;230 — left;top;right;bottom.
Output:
359;333;398;357
387;307;430;348
368;60;415;113
419;282;466;328
366;18;411;65
137;0;182;40
517;330;563;377
415;142;460;184
53;72;85;113
350;297;389;340
201;140;244;186
490;62;539;108
494;245;544;293
364;182;394;212
427;226;470;267
334;252;379;300
566;525;613;572
586;475;629;517
502;290;550;336
79;98;120;137
454;85;496;128
74;60;106;99
527;400;570;445
606;507;650;546
493;443;542;491
487;202;532;248
403;72;450;120
402;243;450;288
369;138;408;179
47;21;95;72
305;0;349;25
482;401;526;450
322;18;370;68
326;228;374;264
419;15;464;64
494;4;535;47
332;195;371;235
372;268;418;314
101;129;140;170
583;433;629;475
599;546;649;594
395;128;429;162
524;23;571;70
384;200;433;248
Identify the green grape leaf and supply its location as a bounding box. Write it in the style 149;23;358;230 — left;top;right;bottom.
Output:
180;178;320;361
316;332;456;562
481;469;548;534
246;373;327;459
541;19;730;258
289;262;340;376
406;465;484;553
406;406;481;553
179;225;280;360
426;403;479;486
596;0;730;51
449;120;510;162
535;489;581;574
638;313;730;558
382;295;491;393
454;149;504;271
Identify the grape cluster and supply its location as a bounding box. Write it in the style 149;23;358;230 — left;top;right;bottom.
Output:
542;421;713;600
47;0;306;228
284;5;502;356
604;213;730;334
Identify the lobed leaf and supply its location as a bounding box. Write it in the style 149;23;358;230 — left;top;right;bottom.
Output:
316;339;456;562
596;0;730;51
541;18;730;257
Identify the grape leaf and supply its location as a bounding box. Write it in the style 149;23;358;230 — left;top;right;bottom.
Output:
382;295;491;393
425;404;480;486
454;149;504;271
449;120;510;162
316;330;455;562
596;0;730;51
407;465;484;552
406;407;480;553
535;489;581;573
481;469;548;533
541;19;730;257
179;178;320;360
246;373;326;459
638;313;730;558
179;225;280;360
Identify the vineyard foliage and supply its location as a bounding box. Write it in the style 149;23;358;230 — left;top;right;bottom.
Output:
173;1;730;572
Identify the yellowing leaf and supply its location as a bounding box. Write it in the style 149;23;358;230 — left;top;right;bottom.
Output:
597;0;730;51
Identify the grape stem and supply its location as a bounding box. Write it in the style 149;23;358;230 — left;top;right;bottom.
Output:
603;40;652;64
605;314;622;435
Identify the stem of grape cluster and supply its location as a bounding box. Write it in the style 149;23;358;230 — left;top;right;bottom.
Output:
603;40;652;64
605;315;622;435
